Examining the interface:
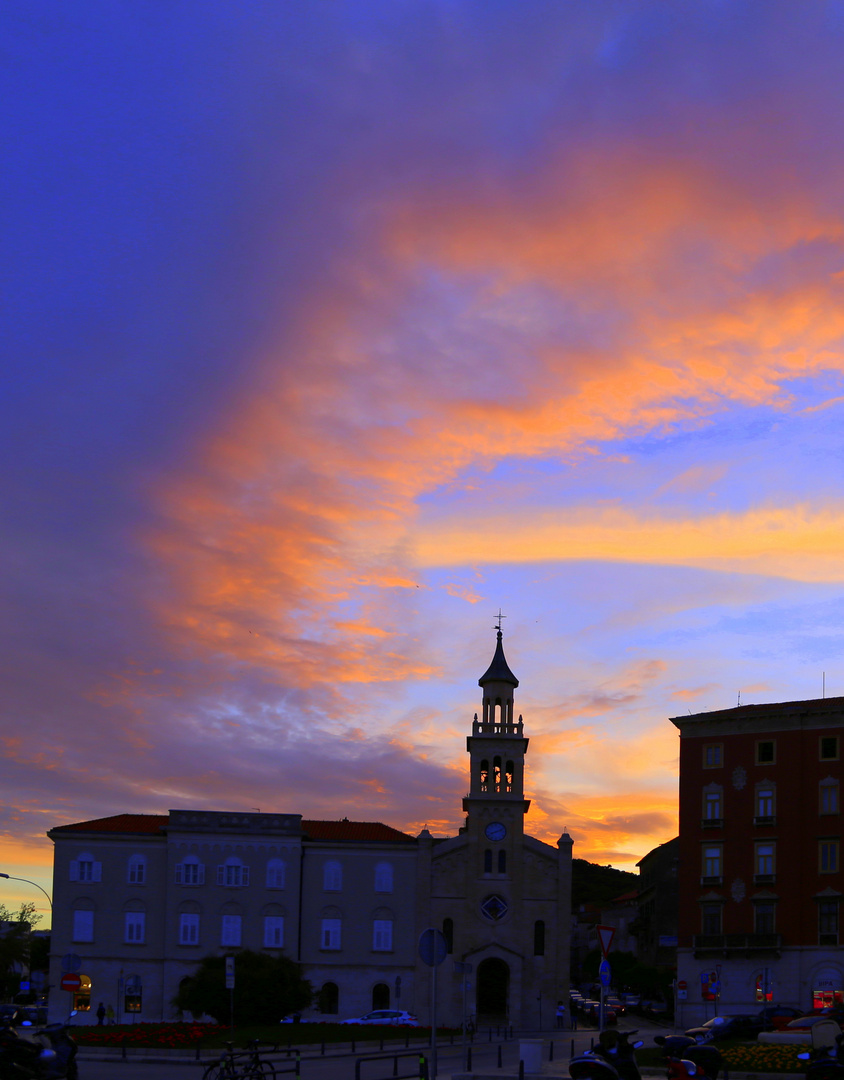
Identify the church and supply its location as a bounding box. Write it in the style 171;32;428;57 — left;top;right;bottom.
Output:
47;628;573;1027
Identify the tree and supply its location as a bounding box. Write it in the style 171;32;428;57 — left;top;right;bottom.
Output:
173;951;312;1025
0;903;41;1000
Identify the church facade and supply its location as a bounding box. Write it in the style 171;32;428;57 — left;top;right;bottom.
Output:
47;630;573;1027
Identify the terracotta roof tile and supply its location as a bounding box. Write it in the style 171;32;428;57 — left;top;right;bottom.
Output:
49;814;168;835
301;820;416;843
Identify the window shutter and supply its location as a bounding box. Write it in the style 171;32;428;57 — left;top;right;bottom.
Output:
197;864;205;885
217;865;225;885
69;860;79;881
92;861;102;882
241;866;249;887
175;864;183;884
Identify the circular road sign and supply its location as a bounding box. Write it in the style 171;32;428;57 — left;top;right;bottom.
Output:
61;953;82;973
418;928;448;967
60;973;81;992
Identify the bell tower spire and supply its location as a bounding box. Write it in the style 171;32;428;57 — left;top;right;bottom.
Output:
463;619;530;836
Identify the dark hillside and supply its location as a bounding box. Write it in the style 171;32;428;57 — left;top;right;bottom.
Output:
572;858;637;908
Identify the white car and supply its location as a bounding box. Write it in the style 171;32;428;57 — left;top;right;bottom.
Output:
341;1009;419;1026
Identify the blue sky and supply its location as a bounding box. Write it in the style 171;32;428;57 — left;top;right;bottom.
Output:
4;1;844;924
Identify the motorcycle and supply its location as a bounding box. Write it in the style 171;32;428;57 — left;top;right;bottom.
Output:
0;1012;78;1080
798;1030;844;1080
654;1034;723;1080
570;1029;644;1080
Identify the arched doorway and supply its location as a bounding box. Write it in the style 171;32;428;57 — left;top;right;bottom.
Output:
476;957;509;1022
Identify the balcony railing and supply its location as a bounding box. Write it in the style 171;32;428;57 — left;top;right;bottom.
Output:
693;933;782;954
701;818;723;829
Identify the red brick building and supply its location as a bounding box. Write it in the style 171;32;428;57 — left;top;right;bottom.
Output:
672;696;843;1025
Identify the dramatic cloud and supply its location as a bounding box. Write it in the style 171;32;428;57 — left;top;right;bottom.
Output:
4;3;844;916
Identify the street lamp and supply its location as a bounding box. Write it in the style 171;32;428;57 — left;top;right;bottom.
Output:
0;873;53;914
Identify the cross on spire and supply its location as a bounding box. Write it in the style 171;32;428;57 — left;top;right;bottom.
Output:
493;609;506;632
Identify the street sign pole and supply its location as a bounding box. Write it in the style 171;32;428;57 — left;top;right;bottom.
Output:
596;927;615;1032
419;929;448;1080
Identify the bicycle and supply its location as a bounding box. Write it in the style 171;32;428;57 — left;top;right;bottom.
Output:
202;1040;277;1080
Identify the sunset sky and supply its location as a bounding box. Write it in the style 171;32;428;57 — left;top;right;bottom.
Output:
5;2;844;926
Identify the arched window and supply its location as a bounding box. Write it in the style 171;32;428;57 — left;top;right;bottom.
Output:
373;983;390;1009
497;850;506;874
505;761;514;792
318;982;339;1015
483;849;492;874
176;855;205;886
124;974;142;1014
493;756;502;792
374;862;393;893
124;900;146;944
442;917;454;954
70;853;101;883
266;858;286;889
323;860;342;891
480;760;489;792
534;920;545;956
217;856;249;887
127;854;146;885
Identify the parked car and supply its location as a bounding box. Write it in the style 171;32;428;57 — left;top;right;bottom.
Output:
606;996;626;1017
685;1014;764;1042
341;1010;419;1027
755;1005;804;1030
0;1006;48;1027
785;1014;844;1032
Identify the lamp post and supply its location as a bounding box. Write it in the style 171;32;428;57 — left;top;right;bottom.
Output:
0;873;53;915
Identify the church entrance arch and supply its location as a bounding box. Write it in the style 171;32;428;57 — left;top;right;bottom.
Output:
476;957;509;1022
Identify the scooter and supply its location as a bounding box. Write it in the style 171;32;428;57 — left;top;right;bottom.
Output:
570;1029;644;1080
654;1034;723;1080
798;1030;844;1080
0;1012;78;1080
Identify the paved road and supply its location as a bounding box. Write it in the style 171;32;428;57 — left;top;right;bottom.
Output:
75;1023;671;1080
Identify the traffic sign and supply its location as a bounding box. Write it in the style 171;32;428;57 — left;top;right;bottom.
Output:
678;980;687;990
60;973;81;991
596;925;615;958
599;959;611;988
62;953;82;973
418;928;448;967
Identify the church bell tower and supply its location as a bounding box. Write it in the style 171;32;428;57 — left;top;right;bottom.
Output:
463;623;530;841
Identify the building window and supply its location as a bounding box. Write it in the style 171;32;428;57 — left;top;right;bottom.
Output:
264;916;284;948
497;850;507;874
179;913;200;945
702;845;722;882
373;919;393;951
125;911;145;944
72;909;94;943
265;859;286;889
217;858;249;888
442;918;454;954
321;918;341;950
483;849;492;874
372;983;390;1009
821;779;840;815
127;855;146;885
175;857;205;886
819;900;839;945
754;902;776;935
70;854;102;883
820;736;840;761
124;975;142;1014
479;759;489;793
323;861;342;892
703;787;722;824
534;920;545;956
221;914;242;946
756;740;776;764
318;982;339;1014
820;840;839;874
755;785;775;822
374;862;393;893
754;842;775;881
703;744;723;768
701;903;722;935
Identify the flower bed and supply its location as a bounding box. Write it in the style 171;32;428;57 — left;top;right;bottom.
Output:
72;1023;227;1049
720;1042;806;1073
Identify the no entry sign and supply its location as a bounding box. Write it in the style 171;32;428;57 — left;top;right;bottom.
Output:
60;973;81;991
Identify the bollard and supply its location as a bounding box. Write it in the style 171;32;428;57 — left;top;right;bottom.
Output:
498;1044;503;1068
519;1060;525;1080
195;1041;201;1061
321;1040;325;1055
489;1027;493;1042
549;1040;554;1061
122;1036;127;1060
467;1045;472;1071
419;1052;429;1079
380;1037;384;1052
571;1038;575;1058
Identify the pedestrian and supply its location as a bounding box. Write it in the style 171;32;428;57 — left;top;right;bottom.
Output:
96;1002;105;1026
556;1001;566;1028
106;1004;115;1025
